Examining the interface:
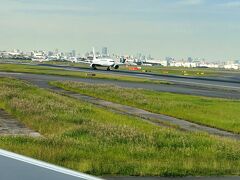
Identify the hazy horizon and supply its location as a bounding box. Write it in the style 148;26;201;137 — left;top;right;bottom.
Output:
0;0;240;61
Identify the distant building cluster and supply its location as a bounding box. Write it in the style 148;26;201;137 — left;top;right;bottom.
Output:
159;58;240;70
0;48;240;70
0;49;80;63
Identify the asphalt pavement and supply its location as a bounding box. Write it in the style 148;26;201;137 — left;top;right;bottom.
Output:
38;64;240;91
0;72;240;99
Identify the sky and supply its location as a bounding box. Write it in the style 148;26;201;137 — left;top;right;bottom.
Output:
0;0;240;60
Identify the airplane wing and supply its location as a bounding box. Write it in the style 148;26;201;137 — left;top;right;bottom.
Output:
0;149;103;180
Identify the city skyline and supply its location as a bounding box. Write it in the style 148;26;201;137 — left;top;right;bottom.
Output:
0;0;240;61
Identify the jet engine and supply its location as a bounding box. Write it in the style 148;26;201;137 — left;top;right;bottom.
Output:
114;65;119;69
91;64;97;69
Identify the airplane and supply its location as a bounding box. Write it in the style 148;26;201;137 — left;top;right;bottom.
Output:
31;52;49;63
90;48;125;70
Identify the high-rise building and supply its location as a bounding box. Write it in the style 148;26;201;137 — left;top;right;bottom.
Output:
54;49;59;55
102;47;108;56
48;51;54;56
147;54;152;60
188;57;193;62
235;60;240;64
72;50;76;57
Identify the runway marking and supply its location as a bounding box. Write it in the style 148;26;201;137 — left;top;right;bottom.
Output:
0;149;103;180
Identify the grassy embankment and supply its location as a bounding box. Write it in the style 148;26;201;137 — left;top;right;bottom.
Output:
51;81;240;134
0;64;169;84
0;78;240;176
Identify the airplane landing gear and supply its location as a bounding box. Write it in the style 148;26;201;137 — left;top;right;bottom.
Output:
91;64;97;70
107;67;111;71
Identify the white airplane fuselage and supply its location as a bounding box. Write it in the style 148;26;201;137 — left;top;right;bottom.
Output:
92;58;115;67
90;48;119;70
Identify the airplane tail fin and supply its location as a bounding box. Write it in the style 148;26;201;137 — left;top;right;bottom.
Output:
92;47;96;60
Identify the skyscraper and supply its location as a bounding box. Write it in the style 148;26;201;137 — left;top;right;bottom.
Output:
102;47;108;56
72;50;76;57
188;57;193;62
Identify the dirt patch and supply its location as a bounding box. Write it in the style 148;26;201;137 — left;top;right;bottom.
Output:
0;109;41;137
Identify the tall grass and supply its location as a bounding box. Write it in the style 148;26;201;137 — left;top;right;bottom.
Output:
0;78;240;176
51;81;240;134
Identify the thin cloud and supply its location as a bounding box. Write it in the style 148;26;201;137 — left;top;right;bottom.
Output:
18;6;95;14
219;1;240;8
178;0;204;5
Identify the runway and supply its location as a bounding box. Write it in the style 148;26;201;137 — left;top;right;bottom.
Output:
0;70;240;99
38;64;240;92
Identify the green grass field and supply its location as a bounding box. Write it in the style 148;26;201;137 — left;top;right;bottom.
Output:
0;78;240;176
51;81;240;134
0;63;169;84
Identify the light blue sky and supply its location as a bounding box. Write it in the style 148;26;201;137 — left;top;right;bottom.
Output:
0;0;240;60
